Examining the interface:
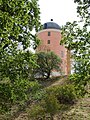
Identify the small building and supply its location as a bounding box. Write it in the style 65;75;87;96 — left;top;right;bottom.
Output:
36;19;71;75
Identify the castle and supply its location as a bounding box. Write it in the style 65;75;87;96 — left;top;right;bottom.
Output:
36;19;71;75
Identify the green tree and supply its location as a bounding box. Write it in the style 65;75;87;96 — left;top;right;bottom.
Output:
0;0;41;113
35;52;62;79
0;0;40;50
74;0;90;25
0;51;37;80
0;0;41;80
61;0;90;76
60;0;90;96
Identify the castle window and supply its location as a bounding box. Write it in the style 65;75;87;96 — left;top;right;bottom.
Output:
48;32;51;36
47;40;50;44
61;51;64;57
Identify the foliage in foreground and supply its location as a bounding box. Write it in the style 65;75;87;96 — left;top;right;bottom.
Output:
61;0;90;77
27;82;78;119
0;0;40;50
0;0;41;113
0;78;40;113
69;74;90;97
0;51;38;113
27;73;90;119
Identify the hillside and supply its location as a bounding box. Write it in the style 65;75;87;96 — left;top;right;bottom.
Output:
1;76;90;120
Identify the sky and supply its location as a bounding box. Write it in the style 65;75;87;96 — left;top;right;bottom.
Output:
38;0;78;26
26;0;78;52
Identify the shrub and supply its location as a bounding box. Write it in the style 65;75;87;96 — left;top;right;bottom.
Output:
32;89;46;100
27;104;45;119
27;84;77;119
44;94;60;115
69;74;88;97
46;84;77;105
27;92;60;119
0;82;12;113
56;85;77;104
0;78;41;113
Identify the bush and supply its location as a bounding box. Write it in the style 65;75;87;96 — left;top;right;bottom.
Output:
0;78;41;113
44;94;60;115
46;84;77;105
27;94;60;120
27;84;77;119
32;89;46;100
0;82;12;113
69;74;88;97
27;104;45;119
56;85;77;104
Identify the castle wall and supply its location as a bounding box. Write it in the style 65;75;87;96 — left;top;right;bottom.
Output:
36;29;70;75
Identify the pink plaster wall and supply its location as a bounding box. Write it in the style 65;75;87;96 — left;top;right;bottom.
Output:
37;29;70;75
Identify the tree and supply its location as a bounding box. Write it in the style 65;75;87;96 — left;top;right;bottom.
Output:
60;0;90;95
0;51;37;80
0;0;41;50
74;0;90;25
0;0;41;113
61;0;90;76
35;52;62;79
0;0;41;79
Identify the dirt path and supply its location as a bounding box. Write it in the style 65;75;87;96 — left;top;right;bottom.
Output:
45;76;68;88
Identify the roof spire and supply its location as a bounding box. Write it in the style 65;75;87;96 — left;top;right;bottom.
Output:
51;19;53;21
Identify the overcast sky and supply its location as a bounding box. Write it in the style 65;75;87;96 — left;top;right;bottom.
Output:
38;0;78;26
28;0;78;51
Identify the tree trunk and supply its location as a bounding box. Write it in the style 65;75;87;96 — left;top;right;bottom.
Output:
50;115;54;120
46;71;50;79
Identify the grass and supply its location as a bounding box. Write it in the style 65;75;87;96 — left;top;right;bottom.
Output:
58;83;90;120
60;97;90;120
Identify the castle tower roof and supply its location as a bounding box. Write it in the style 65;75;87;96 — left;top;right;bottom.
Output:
43;19;61;30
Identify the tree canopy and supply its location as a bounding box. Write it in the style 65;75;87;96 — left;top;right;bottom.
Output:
61;0;90;76
35;52;62;79
0;0;41;113
0;0;41;50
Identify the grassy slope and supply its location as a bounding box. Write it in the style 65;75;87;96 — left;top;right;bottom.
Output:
56;95;90;120
1;76;90;120
61;85;90;120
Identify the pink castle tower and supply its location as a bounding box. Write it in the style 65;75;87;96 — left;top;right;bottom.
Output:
36;19;70;75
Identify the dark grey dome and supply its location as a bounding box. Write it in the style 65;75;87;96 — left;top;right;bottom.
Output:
43;22;61;30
